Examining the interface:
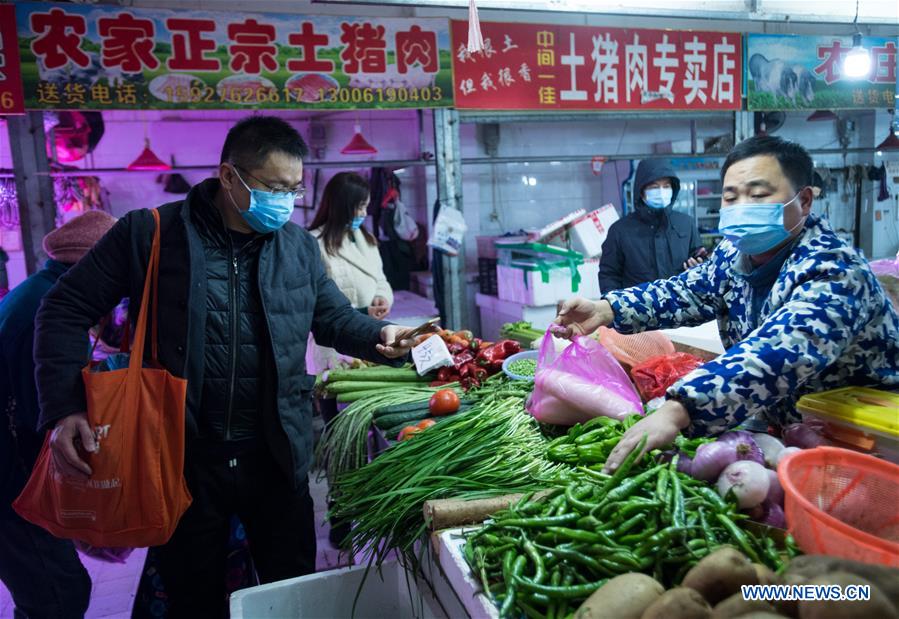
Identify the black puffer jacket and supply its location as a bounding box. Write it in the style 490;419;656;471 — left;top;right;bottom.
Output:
34;179;397;486
599;159;702;292
192;187;266;442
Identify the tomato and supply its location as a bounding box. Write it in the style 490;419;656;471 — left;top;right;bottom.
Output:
416;419;437;431
429;389;460;416
397;426;422;441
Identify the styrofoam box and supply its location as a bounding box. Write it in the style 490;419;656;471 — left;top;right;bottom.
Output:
230;560;447;619
569;205;620;259
497;261;600;306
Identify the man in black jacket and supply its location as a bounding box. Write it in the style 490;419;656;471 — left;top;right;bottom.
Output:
1;211;116;619
599;159;705;292
33;116;415;617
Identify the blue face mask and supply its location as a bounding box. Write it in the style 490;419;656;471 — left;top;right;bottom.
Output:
350;216;365;231
644;187;674;209
230;168;295;234
719;194;805;255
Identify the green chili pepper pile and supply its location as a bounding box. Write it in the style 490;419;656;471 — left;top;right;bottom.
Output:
546;415;711;467
464;435;791;619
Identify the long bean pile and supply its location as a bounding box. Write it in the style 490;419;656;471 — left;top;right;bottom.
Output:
315;386;438;482
329;390;563;569
464;438;790;618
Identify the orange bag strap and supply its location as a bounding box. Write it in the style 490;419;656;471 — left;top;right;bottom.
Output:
128;209;161;371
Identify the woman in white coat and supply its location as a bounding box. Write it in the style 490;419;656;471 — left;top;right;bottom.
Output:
309;171;393;322
308;171;394;546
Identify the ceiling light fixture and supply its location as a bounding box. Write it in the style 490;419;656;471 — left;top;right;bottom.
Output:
875;110;899;151
341;124;378;155
842;1;871;79
844;33;872;78
127;138;171;171
806;110;838;122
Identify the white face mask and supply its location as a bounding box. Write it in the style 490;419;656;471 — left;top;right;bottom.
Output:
644;187;674;209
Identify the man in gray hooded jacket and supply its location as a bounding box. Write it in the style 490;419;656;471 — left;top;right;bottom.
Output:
599;159;704;292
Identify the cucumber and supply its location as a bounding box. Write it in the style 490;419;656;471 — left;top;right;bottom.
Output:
335;390;383;403
374;410;431;430
326;381;426;395
325;369;424;383
373;400;432;418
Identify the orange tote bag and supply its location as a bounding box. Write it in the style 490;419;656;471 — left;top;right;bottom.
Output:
14;209;192;547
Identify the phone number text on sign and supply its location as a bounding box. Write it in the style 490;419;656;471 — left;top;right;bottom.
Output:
158;84;445;105
451;20;742;111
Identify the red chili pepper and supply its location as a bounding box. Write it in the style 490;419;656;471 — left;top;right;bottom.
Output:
429;380;453;388
436;367;455;383
453;350;475;369
448;343;467;355
475;339;520;367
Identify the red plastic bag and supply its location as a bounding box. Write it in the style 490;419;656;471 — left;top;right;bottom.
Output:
528;334;642;426
630;353;704;401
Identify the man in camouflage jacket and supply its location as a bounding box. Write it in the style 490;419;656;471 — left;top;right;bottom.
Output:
555;136;899;472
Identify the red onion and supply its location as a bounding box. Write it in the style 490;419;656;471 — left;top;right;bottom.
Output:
761;501;787;529
717;460;770;509
783;423;830;449
691;441;738;481
718;431;765;466
752;432;785;468
766;468;784;506
776;446;802;468
676;454;693;476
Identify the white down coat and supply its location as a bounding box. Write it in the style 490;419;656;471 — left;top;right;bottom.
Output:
306;228;394;374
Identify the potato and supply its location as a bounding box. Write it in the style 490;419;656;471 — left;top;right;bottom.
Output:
785;555;899;608
575;573;664;619
754;564;781;587
798;572;898;619
683;547;759;606
713;592;777;618
642;587;712;619
775;573;806;618
737;614;790;619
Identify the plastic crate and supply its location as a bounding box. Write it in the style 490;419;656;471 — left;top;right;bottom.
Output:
478;257;498;296
796;388;899;463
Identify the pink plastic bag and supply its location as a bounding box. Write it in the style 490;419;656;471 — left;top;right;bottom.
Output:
528;334;643;425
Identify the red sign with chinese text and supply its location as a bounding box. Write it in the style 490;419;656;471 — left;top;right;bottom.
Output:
0;5;24;114
451;21;742;111
15;2;453;110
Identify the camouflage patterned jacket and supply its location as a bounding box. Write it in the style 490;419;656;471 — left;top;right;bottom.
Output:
603;215;899;437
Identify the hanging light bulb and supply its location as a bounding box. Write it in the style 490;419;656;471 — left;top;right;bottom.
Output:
340;124;378;155
843;33;871;79
127;138;171;171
